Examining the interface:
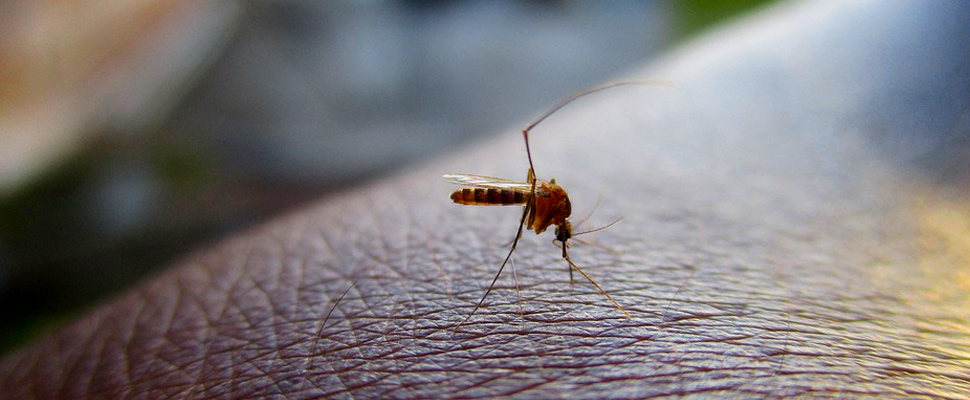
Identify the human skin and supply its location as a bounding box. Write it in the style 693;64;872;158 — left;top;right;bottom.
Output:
2;1;969;398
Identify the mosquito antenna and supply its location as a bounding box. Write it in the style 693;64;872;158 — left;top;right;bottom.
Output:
574;193;603;229
573;217;623;237
562;249;632;319
566;219;623;256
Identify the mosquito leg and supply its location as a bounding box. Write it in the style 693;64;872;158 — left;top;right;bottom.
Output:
519;80;670;196
522;131;536;177
523;80;671;137
563;250;632;319
519;80;670;192
510;256;523;317
522;130;538;204
501;221;526;247
456;202;532;329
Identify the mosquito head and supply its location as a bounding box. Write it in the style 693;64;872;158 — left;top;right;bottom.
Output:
555;221;573;245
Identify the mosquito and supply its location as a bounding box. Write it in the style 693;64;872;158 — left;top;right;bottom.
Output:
445;80;664;325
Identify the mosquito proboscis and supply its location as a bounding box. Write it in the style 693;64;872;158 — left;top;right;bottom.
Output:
445;80;667;326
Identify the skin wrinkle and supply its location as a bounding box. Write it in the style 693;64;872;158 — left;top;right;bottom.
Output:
188;245;265;397
111;296;146;398
59;309;115;398
184;267;231;396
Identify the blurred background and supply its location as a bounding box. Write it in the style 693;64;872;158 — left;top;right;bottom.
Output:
0;0;776;354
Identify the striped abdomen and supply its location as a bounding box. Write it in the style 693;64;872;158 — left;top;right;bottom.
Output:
450;188;528;206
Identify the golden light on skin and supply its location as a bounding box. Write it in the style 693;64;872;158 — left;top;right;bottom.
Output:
913;195;970;372
917;199;970;297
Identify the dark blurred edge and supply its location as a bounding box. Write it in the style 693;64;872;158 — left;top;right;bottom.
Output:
0;0;778;355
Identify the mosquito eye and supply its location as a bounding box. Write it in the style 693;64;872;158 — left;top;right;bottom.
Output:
556;226;570;242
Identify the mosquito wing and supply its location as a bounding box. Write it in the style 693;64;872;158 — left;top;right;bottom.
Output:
443;174;533;193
